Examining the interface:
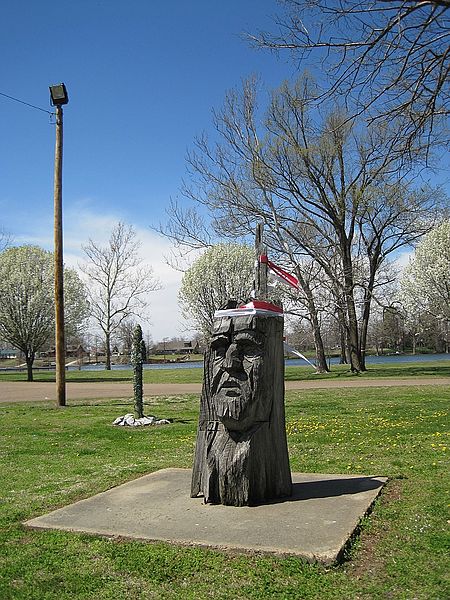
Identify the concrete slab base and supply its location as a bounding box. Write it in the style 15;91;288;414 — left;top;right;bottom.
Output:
24;468;387;564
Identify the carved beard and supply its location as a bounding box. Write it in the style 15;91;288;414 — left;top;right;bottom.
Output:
211;367;258;432
204;426;251;505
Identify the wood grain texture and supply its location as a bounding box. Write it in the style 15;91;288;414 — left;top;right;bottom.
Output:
191;313;292;506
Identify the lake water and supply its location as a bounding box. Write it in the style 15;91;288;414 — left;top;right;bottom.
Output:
69;353;450;371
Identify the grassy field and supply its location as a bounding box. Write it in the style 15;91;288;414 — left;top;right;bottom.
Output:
0;359;449;384
0;385;449;599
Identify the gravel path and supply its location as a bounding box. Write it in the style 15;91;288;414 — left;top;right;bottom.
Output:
0;378;449;403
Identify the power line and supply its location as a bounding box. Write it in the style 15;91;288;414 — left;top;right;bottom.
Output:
0;91;55;116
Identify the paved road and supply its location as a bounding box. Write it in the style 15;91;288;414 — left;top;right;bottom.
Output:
0;378;449;403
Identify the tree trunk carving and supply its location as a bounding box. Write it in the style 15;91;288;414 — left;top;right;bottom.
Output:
191;311;292;506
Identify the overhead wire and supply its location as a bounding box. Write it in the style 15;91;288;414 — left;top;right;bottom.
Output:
0;91;55;117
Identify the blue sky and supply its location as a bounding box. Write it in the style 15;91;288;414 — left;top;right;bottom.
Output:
1;0;301;341
1;1;448;342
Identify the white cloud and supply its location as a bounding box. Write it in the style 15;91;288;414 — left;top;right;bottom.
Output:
57;201;195;342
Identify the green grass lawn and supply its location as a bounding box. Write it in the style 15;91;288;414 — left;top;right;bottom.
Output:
0;359;449;384
0;386;449;599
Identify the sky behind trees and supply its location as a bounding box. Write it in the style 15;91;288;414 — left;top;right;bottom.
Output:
1;1;448;341
0;0;301;340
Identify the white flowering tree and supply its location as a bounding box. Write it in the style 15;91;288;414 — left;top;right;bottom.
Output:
401;221;450;352
0;245;89;380
179;243;255;336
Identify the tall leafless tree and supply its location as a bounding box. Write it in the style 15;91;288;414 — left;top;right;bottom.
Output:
162;78;443;371
250;0;450;157
80;222;160;370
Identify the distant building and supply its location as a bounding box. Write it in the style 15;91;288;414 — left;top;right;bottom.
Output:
39;344;88;358
0;349;19;359
152;340;201;355
68;344;89;358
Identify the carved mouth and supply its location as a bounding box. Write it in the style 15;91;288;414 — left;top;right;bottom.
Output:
219;379;241;396
222;388;240;397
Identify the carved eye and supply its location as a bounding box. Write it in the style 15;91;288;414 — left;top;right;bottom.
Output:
211;335;229;361
241;342;262;361
212;343;228;361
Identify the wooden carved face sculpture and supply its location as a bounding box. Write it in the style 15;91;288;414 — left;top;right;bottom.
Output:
191;311;292;506
210;322;268;433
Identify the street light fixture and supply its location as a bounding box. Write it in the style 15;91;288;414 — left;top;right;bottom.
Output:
49;83;69;106
50;82;68;407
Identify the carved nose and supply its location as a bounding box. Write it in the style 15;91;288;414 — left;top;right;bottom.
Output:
223;343;241;370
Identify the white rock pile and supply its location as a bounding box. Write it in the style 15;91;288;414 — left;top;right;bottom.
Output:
112;413;171;427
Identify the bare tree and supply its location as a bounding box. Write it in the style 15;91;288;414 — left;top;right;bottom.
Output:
251;0;450;156
163;78;443;371
80;222;160;370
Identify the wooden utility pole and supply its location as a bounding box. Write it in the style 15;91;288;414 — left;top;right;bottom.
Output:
255;223;268;299
54;104;66;407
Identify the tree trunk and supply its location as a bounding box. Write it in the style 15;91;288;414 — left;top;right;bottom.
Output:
359;294;372;368
105;331;111;370
191;312;292;506
255;223;268;299
341;246;364;372
360;262;378;372
311;317;328;373
347;302;363;371
296;268;328;373
337;305;349;364
25;352;34;382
